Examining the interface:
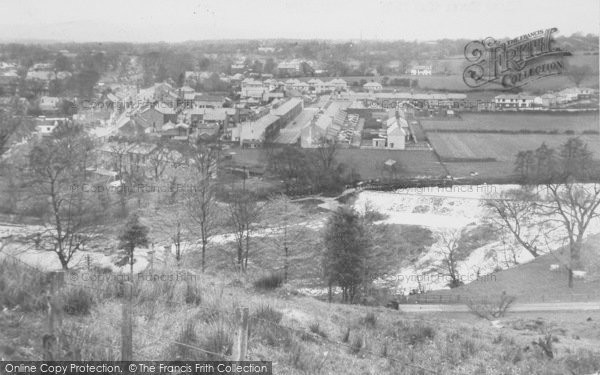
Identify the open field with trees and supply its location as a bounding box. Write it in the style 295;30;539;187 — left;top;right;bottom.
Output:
428;133;600;162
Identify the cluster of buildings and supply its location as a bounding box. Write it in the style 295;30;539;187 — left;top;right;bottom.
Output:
494;87;597;109
239;77;349;102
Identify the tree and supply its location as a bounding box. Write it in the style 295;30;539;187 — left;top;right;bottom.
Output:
488;138;600;288
227;188;260;272
28;123;101;269
322;206;371;303
260;194;308;282
428;229;471;288
185;141;220;272
117;213;149;275
568;65;592;87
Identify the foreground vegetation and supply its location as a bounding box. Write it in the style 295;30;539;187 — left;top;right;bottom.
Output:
1;259;599;374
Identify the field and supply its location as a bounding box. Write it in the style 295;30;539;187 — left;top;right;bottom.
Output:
335;149;446;179
428;133;600;162
232;148;448;180
421;112;600;133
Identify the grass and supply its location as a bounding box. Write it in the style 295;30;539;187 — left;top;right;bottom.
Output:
254;272;285;290
419;233;600;304
1;258;599;374
428;133;600;162
421;112;600;133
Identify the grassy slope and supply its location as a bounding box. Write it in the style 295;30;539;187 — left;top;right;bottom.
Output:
1;258;600;375
422;234;600;303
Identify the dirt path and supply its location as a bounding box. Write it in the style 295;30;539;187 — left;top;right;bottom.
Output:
400;301;600;313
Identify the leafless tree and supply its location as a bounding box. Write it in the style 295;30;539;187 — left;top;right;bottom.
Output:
488;139;600;288
485;188;551;259
185;141;220;272
426;229;471;288
27;123;104;269
227;189;260;272
538;182;600;287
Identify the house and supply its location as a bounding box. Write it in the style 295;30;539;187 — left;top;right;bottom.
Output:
300;123;327;148
160;121;190;140
557;87;595;103
540;93;557;107
410;65;433;75
241;78;267;98
137;106;177;131
39;96;60;112
271;98;304;125
330;78;348;91
494;94;536;109
386;120;406;150
194;94;226;108
34;117;69;137
0;72;19;95
234;114;280;146
363;82;383;92
277;60;314;77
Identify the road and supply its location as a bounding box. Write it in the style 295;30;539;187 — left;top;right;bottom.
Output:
399;301;600;313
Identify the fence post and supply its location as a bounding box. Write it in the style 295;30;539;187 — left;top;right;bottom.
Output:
43;271;64;360
121;281;133;361
232;307;249;361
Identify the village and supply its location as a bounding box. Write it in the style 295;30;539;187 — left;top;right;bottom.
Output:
1;47;598;190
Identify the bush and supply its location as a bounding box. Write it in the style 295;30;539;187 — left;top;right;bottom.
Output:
200;324;233;360
250;304;291;347
0;260;47;312
350;335;364;354
61;286;95;315
467;292;516;320
407;323;436;345
167;320;201;360
253;273;284;290
309;322;328;338
361;312;377;328
184;282;202;305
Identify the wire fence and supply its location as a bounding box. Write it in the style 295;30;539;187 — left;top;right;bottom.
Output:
0;252;441;374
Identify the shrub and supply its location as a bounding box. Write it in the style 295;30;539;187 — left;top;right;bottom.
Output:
200;324;233;360
361;312;377;328
0;259;48;312
407;324;436;346
60;286;94;315
250;304;292;347
350;335;364;354
309;322;328;338
253;273;284;290
467;292;516;320
342;327;351;343
184;282;202;305
167;320;201;360
252;304;283;324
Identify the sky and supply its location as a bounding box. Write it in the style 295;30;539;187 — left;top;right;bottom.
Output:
0;0;598;43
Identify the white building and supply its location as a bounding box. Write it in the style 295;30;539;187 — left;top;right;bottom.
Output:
410;65;433;75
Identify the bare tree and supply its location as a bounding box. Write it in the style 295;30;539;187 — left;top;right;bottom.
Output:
227;189;260;272
426;229;471;288
28;123;104;269
488;138;600;288
185;141;220;272
259;194;308;282
539;182;600;287
485;188;550;259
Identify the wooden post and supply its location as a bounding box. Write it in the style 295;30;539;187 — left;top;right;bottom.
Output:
43;271;64;360
232;307;249;361
121;281;133;361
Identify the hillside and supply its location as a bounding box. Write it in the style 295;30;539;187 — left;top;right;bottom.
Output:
418;234;600;303
1;256;600;374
